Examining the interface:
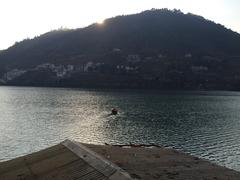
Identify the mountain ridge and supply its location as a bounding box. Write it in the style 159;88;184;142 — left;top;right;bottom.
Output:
1;9;240;90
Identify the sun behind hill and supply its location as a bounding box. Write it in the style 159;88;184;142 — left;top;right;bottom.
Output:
97;19;105;25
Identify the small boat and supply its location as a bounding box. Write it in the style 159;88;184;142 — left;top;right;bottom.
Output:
111;108;118;115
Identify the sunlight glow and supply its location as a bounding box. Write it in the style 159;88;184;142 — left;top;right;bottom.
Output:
97;19;105;25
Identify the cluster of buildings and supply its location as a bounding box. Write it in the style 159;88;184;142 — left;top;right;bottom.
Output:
0;52;214;84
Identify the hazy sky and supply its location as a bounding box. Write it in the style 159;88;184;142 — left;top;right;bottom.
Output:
0;0;240;50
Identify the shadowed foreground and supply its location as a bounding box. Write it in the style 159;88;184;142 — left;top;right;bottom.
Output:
0;140;131;180
1;140;240;180
86;144;240;180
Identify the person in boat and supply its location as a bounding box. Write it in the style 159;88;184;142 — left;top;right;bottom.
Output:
111;108;118;115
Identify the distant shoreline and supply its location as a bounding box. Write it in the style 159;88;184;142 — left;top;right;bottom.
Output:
1;84;239;92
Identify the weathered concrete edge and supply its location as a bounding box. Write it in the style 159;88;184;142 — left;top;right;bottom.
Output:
62;139;132;180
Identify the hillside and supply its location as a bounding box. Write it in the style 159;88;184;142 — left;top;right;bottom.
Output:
0;9;240;89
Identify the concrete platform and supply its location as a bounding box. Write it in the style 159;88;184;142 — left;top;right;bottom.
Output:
0;140;132;180
1;140;240;180
87;143;240;180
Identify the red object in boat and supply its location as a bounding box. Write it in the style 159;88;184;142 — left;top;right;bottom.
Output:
112;108;118;115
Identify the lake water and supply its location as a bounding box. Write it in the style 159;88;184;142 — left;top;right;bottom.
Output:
0;86;240;171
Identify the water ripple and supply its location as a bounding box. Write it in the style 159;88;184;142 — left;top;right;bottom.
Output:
1;87;240;171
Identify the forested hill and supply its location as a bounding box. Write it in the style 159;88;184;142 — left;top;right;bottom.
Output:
0;9;240;90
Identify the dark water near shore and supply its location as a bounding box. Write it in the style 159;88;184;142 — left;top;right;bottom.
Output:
1;86;240;171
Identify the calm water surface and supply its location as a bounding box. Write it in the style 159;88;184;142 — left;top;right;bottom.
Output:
0;86;240;171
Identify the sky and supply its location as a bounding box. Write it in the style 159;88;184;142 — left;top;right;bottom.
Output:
0;0;240;50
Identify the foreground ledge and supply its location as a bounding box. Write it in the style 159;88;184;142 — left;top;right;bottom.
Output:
1;140;240;180
0;139;132;180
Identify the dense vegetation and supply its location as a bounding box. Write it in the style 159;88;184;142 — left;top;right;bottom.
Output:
0;9;240;89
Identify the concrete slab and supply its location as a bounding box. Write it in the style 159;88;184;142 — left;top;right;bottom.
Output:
0;140;132;180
